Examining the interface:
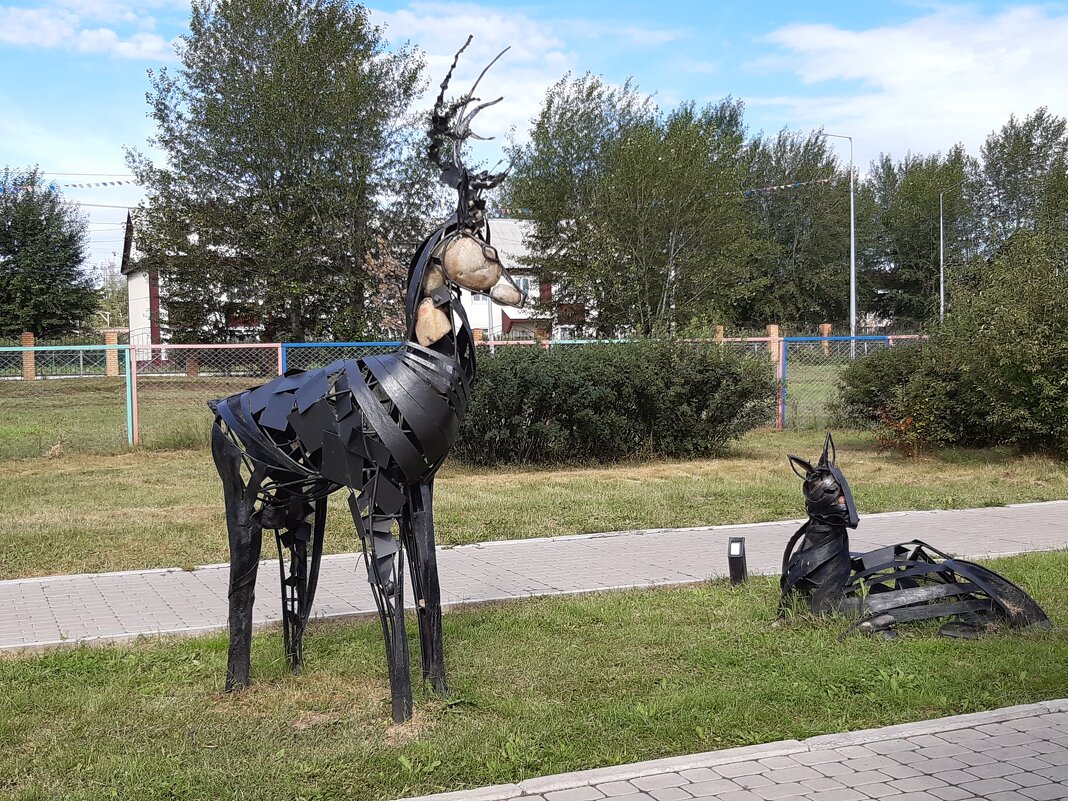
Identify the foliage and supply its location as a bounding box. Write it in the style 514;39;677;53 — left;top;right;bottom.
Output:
735;130;862;326
506;77;762;336
0;166;98;337
127;0;434;343
865;147;977;325
980;107;1068;248
454;341;776;464
838;229;1068;454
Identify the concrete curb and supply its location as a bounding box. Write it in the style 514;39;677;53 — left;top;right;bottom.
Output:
392;699;1068;801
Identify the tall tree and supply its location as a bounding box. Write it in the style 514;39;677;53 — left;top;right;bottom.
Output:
505;74;655;335
736;130;858;327
507;77;757;336
0;167;98;338
127;0;428;342
980;107;1068;247
866;146;975;324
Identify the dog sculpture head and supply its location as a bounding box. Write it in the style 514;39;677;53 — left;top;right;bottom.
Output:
788;433;859;529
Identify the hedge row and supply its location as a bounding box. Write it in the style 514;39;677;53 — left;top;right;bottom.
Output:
454;341;777;465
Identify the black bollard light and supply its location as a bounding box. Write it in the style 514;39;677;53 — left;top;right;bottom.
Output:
728;536;748;585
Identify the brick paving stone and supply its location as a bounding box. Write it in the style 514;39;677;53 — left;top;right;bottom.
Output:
1018;785;1068;801
985;792;1040;801
960;778;1022;796
595;781;639;797
860;783;903;799
632;774;688;791
803;789;868;801
686;779;741;797
795;751;849;766
546;788;606;801
927;788;973;801
801;778;847;793
713;793;762;801
764;767;822;784
1036;764;1068;782
752;783;810;800
680;770;720;783
893;777;947;793
649;787;693;801
759;757;804;771
716;763;768;779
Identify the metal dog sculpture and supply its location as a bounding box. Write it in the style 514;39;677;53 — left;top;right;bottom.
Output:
780;435;1051;638
209;38;525;722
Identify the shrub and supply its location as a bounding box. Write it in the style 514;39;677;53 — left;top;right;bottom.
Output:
836;230;1068;455
454;340;777;465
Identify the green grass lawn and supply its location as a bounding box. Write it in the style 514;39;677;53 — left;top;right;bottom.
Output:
1;430;1066;579
1;552;1065;801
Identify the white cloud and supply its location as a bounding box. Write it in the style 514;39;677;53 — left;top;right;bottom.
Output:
0;1;180;59
752;5;1068;168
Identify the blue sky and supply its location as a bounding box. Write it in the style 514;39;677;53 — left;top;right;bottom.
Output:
2;0;1067;270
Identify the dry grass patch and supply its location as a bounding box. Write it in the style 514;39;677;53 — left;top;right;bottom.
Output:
0;430;1065;578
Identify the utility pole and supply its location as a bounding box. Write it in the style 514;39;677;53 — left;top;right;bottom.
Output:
825;133;856;358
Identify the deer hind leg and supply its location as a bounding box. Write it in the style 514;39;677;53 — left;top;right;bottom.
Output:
212;422;264;692
348;489;412;723
400;480;447;696
273;497;327;675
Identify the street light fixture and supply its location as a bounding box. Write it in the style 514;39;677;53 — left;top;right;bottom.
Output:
938;179;966;323
824;133;856;358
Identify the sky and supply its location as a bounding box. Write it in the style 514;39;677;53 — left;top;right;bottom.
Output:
2;0;1067;272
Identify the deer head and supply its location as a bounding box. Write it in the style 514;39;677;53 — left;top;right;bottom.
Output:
788;433;859;529
414;37;528;347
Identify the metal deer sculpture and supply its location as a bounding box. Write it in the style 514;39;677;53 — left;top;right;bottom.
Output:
780;434;1051;638
208;38;526;722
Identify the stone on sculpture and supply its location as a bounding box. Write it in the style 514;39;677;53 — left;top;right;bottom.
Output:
436;233;503;291
489;281;525;307
779;434;1051;639
415;297;452;346
207;36;526;723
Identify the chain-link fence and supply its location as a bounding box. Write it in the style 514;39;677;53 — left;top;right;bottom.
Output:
3;335;926;459
280;341;403;371
0;345;133;458
132;344;283;449
779;335;924;430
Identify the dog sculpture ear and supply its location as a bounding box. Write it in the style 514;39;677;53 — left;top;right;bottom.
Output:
818;433;836;467
788;455;814;479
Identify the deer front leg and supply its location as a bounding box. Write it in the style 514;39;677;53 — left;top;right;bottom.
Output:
401;480;447;696
212;423;264;691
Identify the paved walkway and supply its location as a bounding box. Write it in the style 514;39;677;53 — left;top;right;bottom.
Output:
396;700;1068;801
1;501;1065;651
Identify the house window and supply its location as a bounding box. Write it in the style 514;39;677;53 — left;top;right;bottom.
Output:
473;292;488;302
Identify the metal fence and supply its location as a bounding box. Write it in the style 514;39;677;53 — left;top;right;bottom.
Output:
1;335;925;457
778;335;924;430
0;344;134;459
131;344;283;449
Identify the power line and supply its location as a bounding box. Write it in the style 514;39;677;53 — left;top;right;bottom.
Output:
44;172;136;177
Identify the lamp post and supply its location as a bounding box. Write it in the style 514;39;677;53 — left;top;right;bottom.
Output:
825;133;856;358
938;180;965;323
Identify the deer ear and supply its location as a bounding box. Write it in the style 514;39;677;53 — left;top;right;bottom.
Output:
789;455;814;479
818;433;836;466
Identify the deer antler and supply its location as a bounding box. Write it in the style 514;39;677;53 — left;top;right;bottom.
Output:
428;37;512;195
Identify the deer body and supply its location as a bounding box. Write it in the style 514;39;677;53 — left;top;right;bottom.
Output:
209;40;522;722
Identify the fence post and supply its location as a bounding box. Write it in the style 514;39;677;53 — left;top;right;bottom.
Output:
818;323;832;355
104;330;120;377
766;324;780;366
714;324;724;343
777;337;788;432
124;346;138;447
20;331;35;380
